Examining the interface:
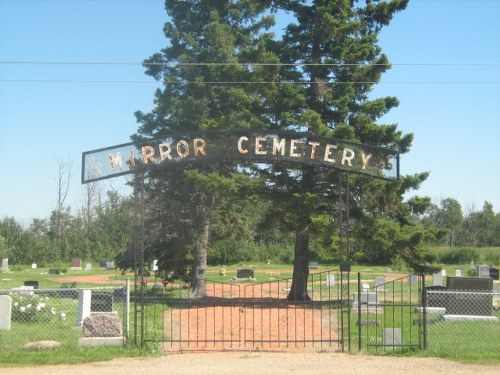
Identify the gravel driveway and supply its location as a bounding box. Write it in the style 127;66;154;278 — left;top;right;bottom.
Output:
1;352;499;375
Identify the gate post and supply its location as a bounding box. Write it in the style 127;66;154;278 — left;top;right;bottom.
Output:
421;273;428;350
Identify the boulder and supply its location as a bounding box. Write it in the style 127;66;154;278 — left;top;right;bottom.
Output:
82;314;122;337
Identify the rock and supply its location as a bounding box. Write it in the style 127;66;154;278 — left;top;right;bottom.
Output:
82;314;122;337
24;340;61;350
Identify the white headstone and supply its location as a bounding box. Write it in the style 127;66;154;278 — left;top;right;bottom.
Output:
374;277;386;290
432;272;442;286
326;274;335;287
478;265;491;278
409;274;418;285
383;328;402;346
353;291;378;305
0;295;12;330
75;289;92;328
1;259;8;272
31;263;37;269
441;269;447;277
84;263;92;271
105;261;115;271
455;269;462;277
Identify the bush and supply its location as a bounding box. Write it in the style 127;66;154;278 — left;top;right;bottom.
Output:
438;248;479;264
10;292;67;323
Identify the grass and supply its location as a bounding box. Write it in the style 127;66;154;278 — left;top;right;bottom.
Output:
1;260;499;366
0;345;156;366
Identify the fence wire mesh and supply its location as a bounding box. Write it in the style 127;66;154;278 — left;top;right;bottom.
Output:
424;289;500;354
0;285;129;351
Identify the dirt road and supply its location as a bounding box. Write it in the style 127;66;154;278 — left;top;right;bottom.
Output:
1;352;499;375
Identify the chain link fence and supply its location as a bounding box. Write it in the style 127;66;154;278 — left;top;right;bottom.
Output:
424;288;500;354
0;283;130;351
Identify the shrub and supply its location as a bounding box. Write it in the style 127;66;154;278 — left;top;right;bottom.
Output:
438;248;479;264
10;292;66;323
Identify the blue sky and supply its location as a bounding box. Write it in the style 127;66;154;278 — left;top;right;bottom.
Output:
1;0;499;225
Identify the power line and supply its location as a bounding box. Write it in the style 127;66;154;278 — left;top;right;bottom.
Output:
1;61;499;67
1;79;499;84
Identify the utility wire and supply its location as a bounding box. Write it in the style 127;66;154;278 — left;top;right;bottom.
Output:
1;61;500;67
1;79;499;84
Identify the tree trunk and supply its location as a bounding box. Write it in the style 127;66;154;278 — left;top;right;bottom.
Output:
287;221;311;302
190;216;209;298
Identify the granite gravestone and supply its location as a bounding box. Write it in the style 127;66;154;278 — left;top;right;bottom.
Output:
236;268;254;278
445;277;493;316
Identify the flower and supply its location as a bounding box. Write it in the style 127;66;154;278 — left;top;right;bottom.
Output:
19;306;26;313
60;312;66;321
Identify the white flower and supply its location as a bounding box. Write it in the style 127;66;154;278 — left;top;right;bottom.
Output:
13;302;18;307
19;306;26;313
60;312;66;321
51;307;57;315
26;304;32;309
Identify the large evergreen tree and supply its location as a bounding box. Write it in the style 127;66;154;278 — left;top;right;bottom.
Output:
133;0;429;300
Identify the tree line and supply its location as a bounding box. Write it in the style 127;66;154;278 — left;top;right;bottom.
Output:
1;190;498;268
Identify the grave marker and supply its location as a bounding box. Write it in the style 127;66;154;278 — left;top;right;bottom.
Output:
75;289;92;327
383;328;402;346
236;268;254;279
84;263;92;271
1;259;8;272
326;274;335;287
478;265;491;278
99;259;108;269
71;258;82;270
91;293;113;313
0;295;12;330
105;261;115;271
455;268;462;277
432;272;443;286
409;274;418;285
375;277;386;291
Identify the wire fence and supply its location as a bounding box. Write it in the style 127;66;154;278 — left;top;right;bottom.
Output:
0;283;130;351
424;289;500;354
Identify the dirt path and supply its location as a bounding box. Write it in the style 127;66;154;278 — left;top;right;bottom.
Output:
1;352;498;375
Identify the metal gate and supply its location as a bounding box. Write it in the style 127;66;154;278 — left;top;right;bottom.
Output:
140;270;343;351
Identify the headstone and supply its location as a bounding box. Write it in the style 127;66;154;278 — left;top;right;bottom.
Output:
409;274;418;285
375;277;386;291
151;283;164;295
362;283;370;290
441;269;447;277
446;277;493;316
24;280;39;289
71;258;82;270
383;328;402;346
48;268;59;274
386;268;393;273
489;267;499;280
91;292;113;313
13;285;34;296
82;314;121;337
236;268;254;278
75;289;92;327
99;259;108;269
432;272;443;286
425;285;448;308
309;262;319;269
478;265;491;278
353;291;378;305
326;274;335;287
455;268;462;277
84;263;92;271
105;261;115;271
0;295;12;330
150;260;158;272
31;263;37;269
1;259;8;272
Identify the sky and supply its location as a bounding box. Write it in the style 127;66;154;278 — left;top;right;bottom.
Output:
0;0;499;226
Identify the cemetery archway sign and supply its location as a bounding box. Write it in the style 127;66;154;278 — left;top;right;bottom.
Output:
81;129;399;348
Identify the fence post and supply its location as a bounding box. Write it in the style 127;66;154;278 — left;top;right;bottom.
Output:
126;278;130;341
357;272;362;351
421;274;427;350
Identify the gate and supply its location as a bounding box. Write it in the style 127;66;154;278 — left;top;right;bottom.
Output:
141;270;343;351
